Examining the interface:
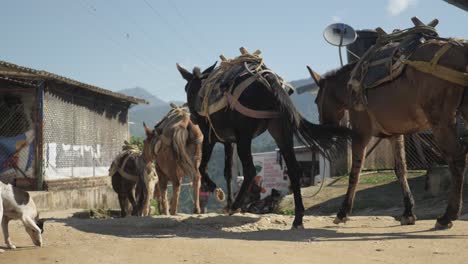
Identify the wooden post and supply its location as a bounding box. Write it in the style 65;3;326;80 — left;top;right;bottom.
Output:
35;81;45;191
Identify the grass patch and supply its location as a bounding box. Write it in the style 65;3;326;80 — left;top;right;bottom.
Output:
278;208;295;215
150;199;160;215
337;170;426;185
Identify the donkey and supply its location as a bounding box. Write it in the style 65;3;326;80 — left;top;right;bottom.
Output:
143;104;204;215
308;39;468;229
110;131;158;217
177;61;351;228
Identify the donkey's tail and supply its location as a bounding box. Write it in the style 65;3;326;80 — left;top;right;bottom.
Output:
296;116;352;159
172;118;197;178
268;74;352;159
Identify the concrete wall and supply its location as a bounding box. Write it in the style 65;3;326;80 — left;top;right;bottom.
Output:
30;179;119;211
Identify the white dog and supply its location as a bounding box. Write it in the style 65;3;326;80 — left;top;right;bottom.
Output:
0;181;44;252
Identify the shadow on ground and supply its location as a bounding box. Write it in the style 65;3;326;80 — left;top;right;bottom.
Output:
304;176;468;220
52;212;468;243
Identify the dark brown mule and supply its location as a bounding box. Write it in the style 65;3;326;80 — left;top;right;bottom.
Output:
177;62;351;228
308;39;468;229
143;105;204;215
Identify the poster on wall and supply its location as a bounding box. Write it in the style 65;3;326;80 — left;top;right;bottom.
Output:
252;152;290;199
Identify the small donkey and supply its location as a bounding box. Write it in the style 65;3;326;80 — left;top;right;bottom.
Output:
0;181;44;252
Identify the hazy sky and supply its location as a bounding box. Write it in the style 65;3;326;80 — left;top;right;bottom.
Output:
1;0;466;101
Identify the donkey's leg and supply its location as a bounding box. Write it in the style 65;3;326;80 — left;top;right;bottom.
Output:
170;178;181;215
126;187;139;216
432;125;465;229
230;137;255;214
117;193;129;217
335;134;371;224
154;182;163;214
158;176;169;215
193;170;202;214
142;172;157;216
200;139;217;192
268;120;305;229
224;143;234;209
391;135;416;225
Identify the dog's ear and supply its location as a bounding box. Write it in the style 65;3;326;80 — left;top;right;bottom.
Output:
36;219;45;234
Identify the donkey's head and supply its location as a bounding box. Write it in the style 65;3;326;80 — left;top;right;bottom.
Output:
176;62;217;115
307;64;354;126
143;122;159;162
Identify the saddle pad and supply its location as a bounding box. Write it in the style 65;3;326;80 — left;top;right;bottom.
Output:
350;32;430;93
195;60;294;117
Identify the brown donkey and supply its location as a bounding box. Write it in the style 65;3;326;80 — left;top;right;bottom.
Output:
308;39;468;229
144;104;204;215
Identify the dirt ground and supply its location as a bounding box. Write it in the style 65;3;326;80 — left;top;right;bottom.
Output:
2;174;468;264
1;211;467;263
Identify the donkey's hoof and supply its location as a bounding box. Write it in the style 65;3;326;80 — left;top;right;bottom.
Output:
333;216;349;224
400;215;417;225
435;221;453;230
228;208;241;215
291;224;304;230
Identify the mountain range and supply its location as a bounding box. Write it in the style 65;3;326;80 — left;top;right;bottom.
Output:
119;79;318;138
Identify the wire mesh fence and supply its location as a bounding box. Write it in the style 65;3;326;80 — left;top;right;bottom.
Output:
0;89;36;183
362;130;452;171
42;87;129;182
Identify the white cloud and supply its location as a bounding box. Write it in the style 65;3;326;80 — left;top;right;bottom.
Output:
332;16;341;22
387;0;417;16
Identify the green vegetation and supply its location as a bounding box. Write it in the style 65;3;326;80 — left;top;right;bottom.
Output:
337;171;425;185
130;136;144;150
150;199;160;215
278;208;295;215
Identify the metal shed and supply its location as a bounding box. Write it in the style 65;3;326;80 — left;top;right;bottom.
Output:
0;60;146;192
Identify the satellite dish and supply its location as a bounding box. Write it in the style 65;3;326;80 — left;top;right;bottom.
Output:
323;23;357;66
323;23;357;47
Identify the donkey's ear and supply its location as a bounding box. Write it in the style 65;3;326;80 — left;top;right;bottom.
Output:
306;66;322;87
202;61;217;75
143;122;152;137
176;63;193;81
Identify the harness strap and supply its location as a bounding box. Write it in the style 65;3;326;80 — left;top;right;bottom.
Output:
114;154;140;182
402;42;468;86
225;93;281;119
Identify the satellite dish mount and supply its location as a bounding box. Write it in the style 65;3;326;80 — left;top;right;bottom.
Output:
323;23;357;66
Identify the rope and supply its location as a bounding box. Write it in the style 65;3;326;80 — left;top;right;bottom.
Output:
377;25;437;44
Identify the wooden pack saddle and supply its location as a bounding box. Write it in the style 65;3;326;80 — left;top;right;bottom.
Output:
196;48;295;119
348;24;439;110
348;17;468;111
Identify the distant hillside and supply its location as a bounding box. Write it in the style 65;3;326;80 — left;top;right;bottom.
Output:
289;77;312;89
119;87;175;137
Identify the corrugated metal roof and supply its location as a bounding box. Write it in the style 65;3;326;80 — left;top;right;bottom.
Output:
0;60;147;104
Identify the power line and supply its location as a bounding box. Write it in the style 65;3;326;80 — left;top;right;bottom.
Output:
142;0;205;58
108;1;175;62
165;0;213;47
75;0;169;76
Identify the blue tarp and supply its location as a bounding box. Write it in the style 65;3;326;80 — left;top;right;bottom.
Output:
0;134;34;174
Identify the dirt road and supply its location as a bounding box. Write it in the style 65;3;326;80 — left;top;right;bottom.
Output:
1;210;468;264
